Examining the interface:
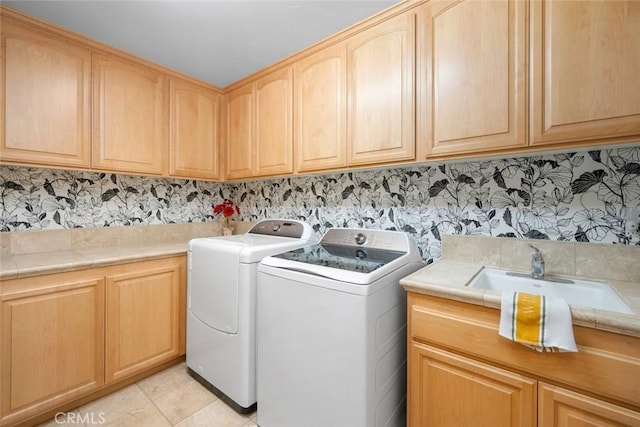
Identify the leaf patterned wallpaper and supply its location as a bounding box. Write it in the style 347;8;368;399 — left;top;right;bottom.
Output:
2;144;639;263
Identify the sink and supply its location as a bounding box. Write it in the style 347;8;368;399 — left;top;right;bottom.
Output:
467;268;634;314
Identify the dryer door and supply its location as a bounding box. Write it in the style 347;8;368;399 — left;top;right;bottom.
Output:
189;244;239;334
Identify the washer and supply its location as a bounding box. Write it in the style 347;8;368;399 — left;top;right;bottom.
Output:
187;219;313;412
256;228;423;427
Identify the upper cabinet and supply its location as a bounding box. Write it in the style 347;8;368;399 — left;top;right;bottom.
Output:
226;82;254;179
294;42;347;173
92;53;168;175
3;2;640;180
226;67;293;179
0;17;91;168
419;0;527;158
530;0;640;146
346;10;416;166
169;78;221;179
255;67;293;177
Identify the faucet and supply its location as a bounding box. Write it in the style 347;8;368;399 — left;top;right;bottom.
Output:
528;244;545;279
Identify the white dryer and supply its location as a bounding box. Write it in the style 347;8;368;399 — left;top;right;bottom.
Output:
187;219;313;412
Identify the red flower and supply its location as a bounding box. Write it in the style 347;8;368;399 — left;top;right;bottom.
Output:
213;199;241;227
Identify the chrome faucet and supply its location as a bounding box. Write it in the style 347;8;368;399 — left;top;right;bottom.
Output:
528;244;545;279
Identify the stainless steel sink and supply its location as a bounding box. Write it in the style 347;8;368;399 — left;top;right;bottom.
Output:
467;267;634;314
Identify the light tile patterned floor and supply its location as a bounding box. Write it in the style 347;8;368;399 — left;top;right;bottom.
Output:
38;362;257;427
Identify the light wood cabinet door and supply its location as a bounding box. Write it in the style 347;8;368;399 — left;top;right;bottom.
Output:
170;78;220;179
419;0;527;158
226;83;254;179
347;10;415;166
255;67;293;176
530;0;640;146
105;259;183;383
294;43;347;173
409;342;536;427
93;53;167;175
0;18;91;168
0;278;104;425
538;382;640;427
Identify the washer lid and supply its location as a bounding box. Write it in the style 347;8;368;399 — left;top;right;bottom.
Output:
269;243;405;274
260;228;422;285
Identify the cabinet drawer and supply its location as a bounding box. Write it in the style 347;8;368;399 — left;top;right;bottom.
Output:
408;294;640;409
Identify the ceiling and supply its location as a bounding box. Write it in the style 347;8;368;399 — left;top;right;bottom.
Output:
5;0;400;88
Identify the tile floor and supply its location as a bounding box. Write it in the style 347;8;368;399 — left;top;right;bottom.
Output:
38;362;257;427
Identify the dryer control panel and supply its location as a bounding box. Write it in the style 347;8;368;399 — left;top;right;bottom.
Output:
248;220;310;239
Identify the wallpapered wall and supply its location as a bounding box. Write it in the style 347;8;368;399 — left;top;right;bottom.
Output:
2;144;639;263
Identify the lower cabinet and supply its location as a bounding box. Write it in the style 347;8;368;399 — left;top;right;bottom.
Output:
409;343;536;427
538;383;640;427
105;261;183;382
0;277;104;427
407;292;640;427
0;255;186;427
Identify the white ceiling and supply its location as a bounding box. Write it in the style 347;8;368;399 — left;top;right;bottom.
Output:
5;0;400;88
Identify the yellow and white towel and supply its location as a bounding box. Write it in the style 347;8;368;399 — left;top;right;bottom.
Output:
499;291;577;353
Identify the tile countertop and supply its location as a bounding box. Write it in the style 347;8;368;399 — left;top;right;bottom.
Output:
0;242;190;280
401;235;640;339
0;221;258;281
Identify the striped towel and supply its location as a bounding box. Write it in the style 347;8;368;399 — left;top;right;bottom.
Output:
499;291;577;353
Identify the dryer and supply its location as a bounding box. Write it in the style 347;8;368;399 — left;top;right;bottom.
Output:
187;219;313;412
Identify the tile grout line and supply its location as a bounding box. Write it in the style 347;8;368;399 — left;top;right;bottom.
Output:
138;366;222;426
135;379;185;426
139;382;172;427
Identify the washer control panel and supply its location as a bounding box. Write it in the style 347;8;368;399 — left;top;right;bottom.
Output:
354;233;367;245
320;228;408;251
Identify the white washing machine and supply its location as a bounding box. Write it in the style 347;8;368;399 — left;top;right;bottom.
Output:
256;228;424;427
187;219;313;412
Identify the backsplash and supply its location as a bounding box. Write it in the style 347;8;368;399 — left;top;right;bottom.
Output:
2;144;639;263
0;168;228;229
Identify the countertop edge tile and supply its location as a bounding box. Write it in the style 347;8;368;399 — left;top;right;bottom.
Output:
15;259;96;278
594;311;640;337
403;283;486;306
13;252;96;279
568;307;598;329
481;291;501;309
81;244;188;263
0;257;19;280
